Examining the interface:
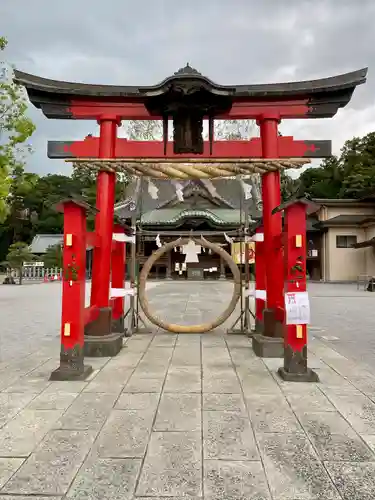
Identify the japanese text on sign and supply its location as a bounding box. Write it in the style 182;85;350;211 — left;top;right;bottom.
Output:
285;291;310;325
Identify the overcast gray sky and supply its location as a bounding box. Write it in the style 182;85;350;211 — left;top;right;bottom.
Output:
1;0;373;176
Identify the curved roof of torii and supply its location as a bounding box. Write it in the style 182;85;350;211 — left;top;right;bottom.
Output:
14;64;367;119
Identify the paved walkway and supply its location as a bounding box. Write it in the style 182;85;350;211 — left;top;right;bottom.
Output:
0;281;374;499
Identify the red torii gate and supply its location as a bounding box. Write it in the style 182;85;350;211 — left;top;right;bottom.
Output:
14;64;367;380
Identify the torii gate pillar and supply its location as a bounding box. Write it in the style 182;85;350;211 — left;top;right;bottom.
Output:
277;199;319;382
84;116;124;357
253;115;285;357
50;199;93;380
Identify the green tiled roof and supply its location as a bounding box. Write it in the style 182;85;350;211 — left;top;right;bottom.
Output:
140;208;243;225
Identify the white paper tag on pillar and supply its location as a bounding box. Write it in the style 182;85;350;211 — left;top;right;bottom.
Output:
113;234;136;244
252;232;264;242
285;291;310;325
255;289;267;300
110;287;136;297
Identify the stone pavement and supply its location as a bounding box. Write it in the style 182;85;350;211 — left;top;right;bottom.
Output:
308;282;375;372
0;281;375;498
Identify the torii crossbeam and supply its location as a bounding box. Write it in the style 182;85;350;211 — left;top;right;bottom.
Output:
48;137;332;159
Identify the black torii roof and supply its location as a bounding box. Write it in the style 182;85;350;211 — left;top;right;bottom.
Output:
14;64;367;119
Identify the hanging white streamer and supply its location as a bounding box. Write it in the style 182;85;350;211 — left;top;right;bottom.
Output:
155;234;162;248
173;180;184;201
241;180;253;200
182;240;201;263
147;179;159;200
224;233;234;244
201;179;218;198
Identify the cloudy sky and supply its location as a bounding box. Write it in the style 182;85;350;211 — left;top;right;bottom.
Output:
1;0;373;176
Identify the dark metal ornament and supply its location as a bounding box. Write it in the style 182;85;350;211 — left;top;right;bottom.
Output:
173;109;204;154
145;64;233;156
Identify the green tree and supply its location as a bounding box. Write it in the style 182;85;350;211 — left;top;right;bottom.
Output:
297;132;375;200
43;243;63;268
0;37;35;222
280;170;299;201
7;164;39;240
298;156;342;199
4;242;35;284
71;166;126;231
338;133;375;198
27;174;83;234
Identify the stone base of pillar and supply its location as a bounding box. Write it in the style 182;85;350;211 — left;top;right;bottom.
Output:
277;345;319;382
85;307;112;336
252;334;284;358
263;308;284;338
255;318;264;334
218;275;226;281
84;307;123;357
84;332;123;357
50;364;93;381
166;276;173;280
49;345;93;381
277;367;319;382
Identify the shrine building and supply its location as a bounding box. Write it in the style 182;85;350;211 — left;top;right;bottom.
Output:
28;194;375;283
114;176;262;280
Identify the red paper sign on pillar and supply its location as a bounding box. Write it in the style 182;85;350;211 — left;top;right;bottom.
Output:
277;199;319;382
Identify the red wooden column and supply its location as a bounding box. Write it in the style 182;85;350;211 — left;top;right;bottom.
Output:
90;116;119;308
111;223;126;333
254;226;266;331
278;200;319;382
252;113;285;357
85;115;123;357
50;199;92;380
260;114;284;328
